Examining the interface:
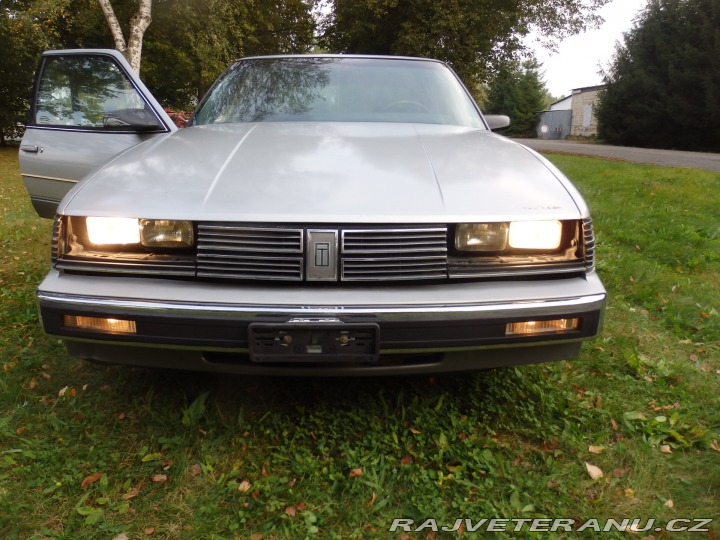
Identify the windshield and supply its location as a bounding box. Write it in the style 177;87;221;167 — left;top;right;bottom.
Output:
192;57;484;128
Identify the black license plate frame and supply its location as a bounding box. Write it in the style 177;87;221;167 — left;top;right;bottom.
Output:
249;322;380;363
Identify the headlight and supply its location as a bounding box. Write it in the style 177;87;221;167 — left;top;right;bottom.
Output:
86;217;140;245
456;220;563;252
508;220;562;250
84;217;193;248
455;223;509;251
140;219;194;248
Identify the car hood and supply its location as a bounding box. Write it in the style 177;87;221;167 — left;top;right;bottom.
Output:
61;122;584;223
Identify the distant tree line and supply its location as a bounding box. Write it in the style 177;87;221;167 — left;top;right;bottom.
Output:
598;0;720;151
1;0;612;144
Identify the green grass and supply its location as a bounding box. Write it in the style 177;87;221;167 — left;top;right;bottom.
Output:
1;146;718;539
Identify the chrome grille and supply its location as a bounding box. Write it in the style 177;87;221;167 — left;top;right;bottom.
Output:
341;228;448;281
54;220;595;282
341;228;447;254
583;218;596;270
197;224;304;281
51;216;62;264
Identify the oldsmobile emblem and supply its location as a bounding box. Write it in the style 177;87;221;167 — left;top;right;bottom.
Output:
306;229;338;281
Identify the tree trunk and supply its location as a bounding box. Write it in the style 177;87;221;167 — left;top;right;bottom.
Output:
97;0;152;75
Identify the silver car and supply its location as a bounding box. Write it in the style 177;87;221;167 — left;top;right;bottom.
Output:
20;49;606;375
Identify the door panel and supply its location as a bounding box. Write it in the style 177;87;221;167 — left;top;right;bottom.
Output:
20;49;176;218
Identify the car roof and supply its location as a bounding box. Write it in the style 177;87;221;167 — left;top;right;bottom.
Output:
235;54;446;65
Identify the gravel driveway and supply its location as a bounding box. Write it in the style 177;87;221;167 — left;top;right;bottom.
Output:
513;139;720;172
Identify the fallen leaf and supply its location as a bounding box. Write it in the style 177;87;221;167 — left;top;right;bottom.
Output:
121;487;139;500
288;478;297;487
112;535;130;540
58;386;68;397
118;412;126;420
144;528;155;535
249;535;263;540
152;474;168;482
81;472;105;489
41;363;50;370
588;445;605;455
400;455;414;465
585;462;604;480
613;468;628;478
41;372;51;380
28;378;37;389
238;480;252;493
624;488;635;498
643;375;654;382
16;427;25;435
664;499;674;508
711;440;720;452
409;427;422;435
190;463;202;476
660;445;673;454
296;502;307;511
547;480;561;488
610;418;619;431
367;491;377;508
349;468;363;478
285;505;296;517
162;461;173;471
261;467;268;477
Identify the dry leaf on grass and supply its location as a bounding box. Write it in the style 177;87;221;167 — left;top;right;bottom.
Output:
711;440;719;452
349;468;363;478
152;474;168;483
660;445;673;454
112;534;130;540
664;499;674;508
285;505;296;517
121;487;139;500
588;445;605;455
81;472;104;489
585;462;604;480
190;463;202;476
238;480;252;492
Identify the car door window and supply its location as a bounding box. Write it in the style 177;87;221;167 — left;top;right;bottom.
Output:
36;55;158;129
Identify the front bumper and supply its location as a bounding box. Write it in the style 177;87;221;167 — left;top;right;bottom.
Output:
38;270;606;375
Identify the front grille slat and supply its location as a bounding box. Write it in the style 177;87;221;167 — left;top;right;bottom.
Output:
197;224;304;280
340;228;448;281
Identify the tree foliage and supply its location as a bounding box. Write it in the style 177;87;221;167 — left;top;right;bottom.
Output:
319;0;611;93
0;0;316;135
483;59;547;137
0;0;69;144
597;0;720;151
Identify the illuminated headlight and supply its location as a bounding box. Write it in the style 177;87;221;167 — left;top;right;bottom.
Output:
455;223;509;251
84;217;193;248
86;217;140;245
456;220;563;252
140;219;194;248
509;220;562;250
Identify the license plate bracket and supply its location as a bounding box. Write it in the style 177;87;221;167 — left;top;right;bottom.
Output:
249;322;380;363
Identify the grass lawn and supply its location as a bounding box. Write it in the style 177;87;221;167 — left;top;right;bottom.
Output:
1;145;718;539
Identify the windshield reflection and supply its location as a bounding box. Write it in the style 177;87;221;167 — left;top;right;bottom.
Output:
192;57;483;128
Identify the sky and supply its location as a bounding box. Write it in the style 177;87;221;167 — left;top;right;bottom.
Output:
528;0;649;98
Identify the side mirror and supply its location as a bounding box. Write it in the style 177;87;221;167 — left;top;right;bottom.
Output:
484;114;511;131
103;108;162;130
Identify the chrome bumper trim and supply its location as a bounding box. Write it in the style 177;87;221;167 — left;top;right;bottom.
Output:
38;291;606;319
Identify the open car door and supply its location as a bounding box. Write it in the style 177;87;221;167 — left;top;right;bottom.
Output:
19;49;177;218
